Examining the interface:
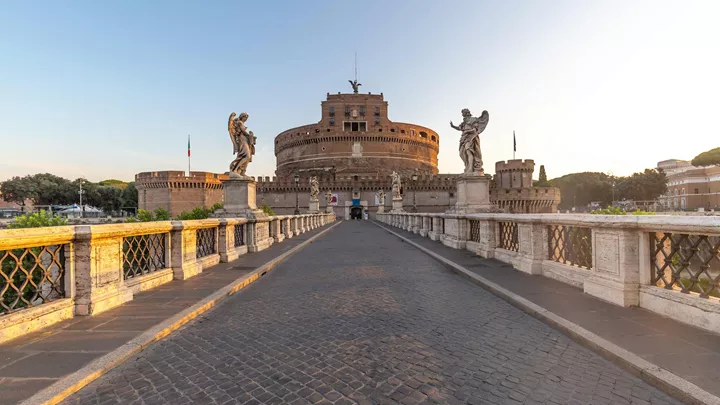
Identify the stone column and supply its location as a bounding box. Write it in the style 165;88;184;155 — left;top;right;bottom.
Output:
73;226;133;316
272;218;284;243
284;218;294;239
584;228;641;307
442;216;469;250
170;221;202;281
516;223;545;275
476;219;497;259
428;217;442;241
293;217;301;235
419;216;429;237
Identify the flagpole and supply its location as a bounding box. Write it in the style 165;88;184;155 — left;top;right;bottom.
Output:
188;134;191;176
513;130;516;160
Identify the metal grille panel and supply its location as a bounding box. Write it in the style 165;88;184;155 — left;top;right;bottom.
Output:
498;221;519;252
651;232;720;298
1;245;66;314
234;224;245;247
123;233;167;279
196;228;217;258
429;218;434;232
470;220;481;242
440;218;445;234
548;225;592;269
280;219;286;235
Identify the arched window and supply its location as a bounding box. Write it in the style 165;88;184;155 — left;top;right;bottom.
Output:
419;131;428;138
431;135;436;141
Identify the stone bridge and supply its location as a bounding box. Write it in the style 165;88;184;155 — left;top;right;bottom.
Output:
0;213;719;405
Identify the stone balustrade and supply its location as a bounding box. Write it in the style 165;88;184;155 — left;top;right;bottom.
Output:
377;212;720;334
0;213;335;343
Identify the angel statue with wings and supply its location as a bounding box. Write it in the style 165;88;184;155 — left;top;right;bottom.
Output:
309;176;320;200
376;189;386;205
348;79;361;94
450;109;489;175
228;112;256;178
391;171;402;200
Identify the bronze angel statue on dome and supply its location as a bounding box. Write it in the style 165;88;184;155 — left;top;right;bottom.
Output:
228;112;256;178
450;109;489;175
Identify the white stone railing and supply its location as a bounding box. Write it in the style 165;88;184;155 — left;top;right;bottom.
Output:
377;212;720;334
0;213;336;343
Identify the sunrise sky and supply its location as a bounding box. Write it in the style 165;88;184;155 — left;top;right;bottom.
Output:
1;0;718;182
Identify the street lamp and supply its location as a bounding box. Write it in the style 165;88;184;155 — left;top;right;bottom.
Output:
294;174;300;215
78;179;86;218
411;174;418;212
607;171;615;207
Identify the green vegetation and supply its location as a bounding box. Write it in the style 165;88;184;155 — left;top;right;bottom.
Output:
0;174;138;215
590;206;655;215
8;211;69;228
550;168;667;210
535;165;550;187
175;203;223;220
261;202;275;216
691;147;720;167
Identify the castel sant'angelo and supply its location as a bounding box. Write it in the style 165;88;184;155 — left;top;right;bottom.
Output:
135;83;560;218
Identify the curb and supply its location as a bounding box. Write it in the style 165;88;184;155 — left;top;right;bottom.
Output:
22;221;342;405
373;222;720;405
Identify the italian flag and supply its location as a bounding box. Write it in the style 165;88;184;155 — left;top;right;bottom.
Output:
188;135;191;157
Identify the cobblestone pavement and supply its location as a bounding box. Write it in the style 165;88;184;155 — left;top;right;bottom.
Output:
61;221;684;405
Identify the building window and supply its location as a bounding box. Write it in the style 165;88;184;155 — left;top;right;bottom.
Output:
400;129;405;134
343;121;367;132
410;129;415;136
375;107;380;116
431;135;436;141
694;188;699;194
329;117;335;125
345;107;350;116
329;107;335;116
390;128;396;132
360;107;365;116
419;131;428;138
375;116;380;125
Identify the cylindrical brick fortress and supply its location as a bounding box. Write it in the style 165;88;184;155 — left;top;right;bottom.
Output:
274;93;439;179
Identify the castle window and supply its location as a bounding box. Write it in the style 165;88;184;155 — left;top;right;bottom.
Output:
401;129;405;134
431;135;436;141
360;107;365;116
379;128;383;132
345;107;350;116
411;129;415;136
330;117;335;125
694;188;699;194
343;121;367;132
375;116;380;125
329;107;335;116
391;128;396;132
419;131;428;138
375;107;380;116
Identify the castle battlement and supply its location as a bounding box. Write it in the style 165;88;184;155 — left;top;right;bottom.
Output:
495;159;535;172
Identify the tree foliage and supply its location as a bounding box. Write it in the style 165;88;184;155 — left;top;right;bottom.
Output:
261;202;275;216
535;165;550;187
550;168;667;210
0;174;138;216
8;211;69;228
691;147;720;167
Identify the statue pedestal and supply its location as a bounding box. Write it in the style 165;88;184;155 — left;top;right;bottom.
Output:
308;199;320;214
214;177;267;219
376;205;385;214
451;174;496;214
325;205;334;214
390;197;404;213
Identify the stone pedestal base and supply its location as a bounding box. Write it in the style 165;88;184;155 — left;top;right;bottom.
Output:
584;276;639;307
214;177;268;219
390;198;404;213
450;174;497;214
377;205;385;214
308;199;320;213
326;206;334;213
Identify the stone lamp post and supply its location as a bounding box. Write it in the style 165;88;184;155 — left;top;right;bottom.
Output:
411;173;418;213
294;174;300;215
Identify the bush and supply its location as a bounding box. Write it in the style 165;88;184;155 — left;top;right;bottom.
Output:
261;202;275;216
8;211;68;228
590;206;655;215
136;209;154;222
154;207;170;221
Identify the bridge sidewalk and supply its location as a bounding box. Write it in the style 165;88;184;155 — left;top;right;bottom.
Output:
0;225;334;405
377;223;720;403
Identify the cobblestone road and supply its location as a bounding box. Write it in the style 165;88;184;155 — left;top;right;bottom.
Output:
62;221;683;405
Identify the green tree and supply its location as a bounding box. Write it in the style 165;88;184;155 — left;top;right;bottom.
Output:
154;207;170;221
550;172;614;209
691;147;720;167
8;211;68;228
535;165;550;187
137;209;154;222
0;176;37;208
616;168;667;201
122;182;138;211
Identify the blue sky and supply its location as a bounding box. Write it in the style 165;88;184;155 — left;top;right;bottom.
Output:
1;0;718;182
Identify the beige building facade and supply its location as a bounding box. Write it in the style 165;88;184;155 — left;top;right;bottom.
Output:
658;160;720;211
